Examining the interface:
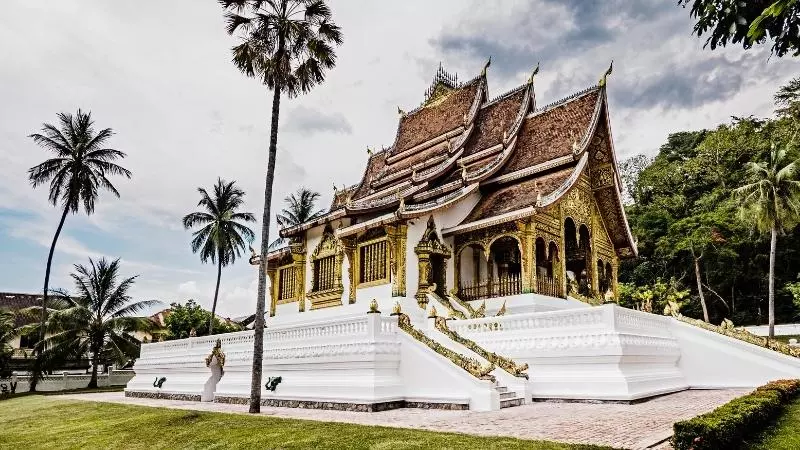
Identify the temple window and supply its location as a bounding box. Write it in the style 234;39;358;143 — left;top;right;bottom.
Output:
565;218;591;296
358;238;388;285
313;255;336;291
277;265;298;302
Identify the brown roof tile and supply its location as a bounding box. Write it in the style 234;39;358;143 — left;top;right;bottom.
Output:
500;89;599;175
392;80;480;155
351;151;387;200
463;167;575;223
463;88;526;157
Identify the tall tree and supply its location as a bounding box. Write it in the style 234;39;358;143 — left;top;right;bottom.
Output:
775;76;800;119
270;187;325;248
27;109;131;390
38;258;158;388
182;178;256;334
219;0;342;413
0;309;16;378
734;142;800;337
679;0;800;57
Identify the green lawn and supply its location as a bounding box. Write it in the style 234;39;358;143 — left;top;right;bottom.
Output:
0;396;611;450
749;398;800;449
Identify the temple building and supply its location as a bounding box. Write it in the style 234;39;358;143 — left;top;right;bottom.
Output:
128;62;800;411
263;61;636;316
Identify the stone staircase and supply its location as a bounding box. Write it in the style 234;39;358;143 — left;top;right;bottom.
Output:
495;383;525;408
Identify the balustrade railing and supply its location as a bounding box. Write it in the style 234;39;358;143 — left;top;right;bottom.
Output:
536;276;563;298
460;274;522;301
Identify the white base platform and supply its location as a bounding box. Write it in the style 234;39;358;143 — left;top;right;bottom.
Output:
127;293;800;410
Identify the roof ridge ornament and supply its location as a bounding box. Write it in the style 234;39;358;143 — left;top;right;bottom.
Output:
599;60;613;87
481;56;491;76
527;62;540;84
367;146;373;157
398;106;405;116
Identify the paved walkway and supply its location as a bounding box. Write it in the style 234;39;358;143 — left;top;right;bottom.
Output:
60;389;748;449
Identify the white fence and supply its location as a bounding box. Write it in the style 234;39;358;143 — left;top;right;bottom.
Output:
0;369;134;393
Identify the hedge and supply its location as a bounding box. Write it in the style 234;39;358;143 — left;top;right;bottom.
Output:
673;379;800;450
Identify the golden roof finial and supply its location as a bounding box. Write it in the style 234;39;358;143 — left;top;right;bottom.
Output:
398;106;405;116
481;56;491;76
367;147;373;156
527;62;540;84
333;184;338;193
599;60;613;87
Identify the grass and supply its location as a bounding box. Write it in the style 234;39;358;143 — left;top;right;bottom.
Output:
0;396;612;450
0;385;124;402
748;398;800;449
773;334;800;344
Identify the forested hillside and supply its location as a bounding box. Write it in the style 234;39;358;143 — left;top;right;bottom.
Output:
619;80;800;327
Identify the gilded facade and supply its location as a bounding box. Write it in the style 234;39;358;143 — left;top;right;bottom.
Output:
262;62;636;315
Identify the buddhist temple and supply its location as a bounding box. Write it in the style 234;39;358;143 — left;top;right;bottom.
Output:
127;62;800;411
264;61;636;316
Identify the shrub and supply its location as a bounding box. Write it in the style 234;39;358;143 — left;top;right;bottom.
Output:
673;379;800;450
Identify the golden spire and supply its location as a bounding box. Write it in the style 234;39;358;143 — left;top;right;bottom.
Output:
527;62;540;84
599;60;613;87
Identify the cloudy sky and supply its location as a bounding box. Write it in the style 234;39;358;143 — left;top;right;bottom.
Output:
1;0;797;318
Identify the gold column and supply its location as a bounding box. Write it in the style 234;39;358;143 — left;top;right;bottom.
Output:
611;255;620;300
589;225;599;298
342;238;357;303
389;223;408;297
289;239;306;312
267;268;278;317
517;220;534;294
415;256;431;308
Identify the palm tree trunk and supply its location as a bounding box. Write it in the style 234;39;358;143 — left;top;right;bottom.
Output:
89;347;99;389
250;79;283;415
768;225;777;339
209;258;222;335
691;246;710;323
30;206;69;392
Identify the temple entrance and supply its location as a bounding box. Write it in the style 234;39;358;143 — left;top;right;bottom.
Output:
565;218;591;296
459;236;522;301
414;216;452;307
429;254;447;297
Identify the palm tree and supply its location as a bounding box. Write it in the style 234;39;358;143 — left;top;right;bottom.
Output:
0;309;16;378
219;0;342;413
734;142;800;338
270;188;325;249
27;109;131;389
39;258;158;388
183;179;256;334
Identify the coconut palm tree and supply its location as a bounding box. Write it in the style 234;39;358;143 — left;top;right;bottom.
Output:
219;0;342;413
183;178;256;334
0;309;16;378
27;109;131;389
734;142;800;338
39;258;158;388
269;188;325;249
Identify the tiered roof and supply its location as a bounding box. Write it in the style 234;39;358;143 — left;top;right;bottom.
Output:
280;63;636;259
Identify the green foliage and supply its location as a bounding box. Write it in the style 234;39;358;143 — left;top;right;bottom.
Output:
28;109;131;214
621;103;800;325
678;0;800;57
0;309;15;378
35;258;159;387
618;279;689;315
672;379;800;450
0;396;609;450
164;300;242;340
270;187;325;249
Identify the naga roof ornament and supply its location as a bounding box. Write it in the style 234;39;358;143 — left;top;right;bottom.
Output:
599;60;613;87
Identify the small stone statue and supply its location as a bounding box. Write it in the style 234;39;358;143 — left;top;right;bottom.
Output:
368;299;380;314
189;328;197;337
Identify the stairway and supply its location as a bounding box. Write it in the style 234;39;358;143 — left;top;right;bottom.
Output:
496;383;525;408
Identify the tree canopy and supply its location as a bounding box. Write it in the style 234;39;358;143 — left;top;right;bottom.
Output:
621;111;800;326
164;300;242;340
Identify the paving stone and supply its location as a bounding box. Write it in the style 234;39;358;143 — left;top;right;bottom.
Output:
59;389;748;449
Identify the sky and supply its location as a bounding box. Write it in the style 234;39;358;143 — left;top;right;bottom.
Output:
1;0;798;319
